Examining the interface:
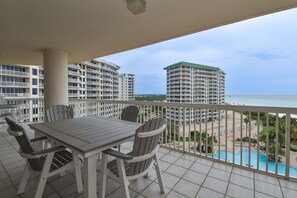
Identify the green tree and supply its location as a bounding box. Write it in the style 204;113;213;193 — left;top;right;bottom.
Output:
259;126;285;161
190;131;217;153
244;117;249;138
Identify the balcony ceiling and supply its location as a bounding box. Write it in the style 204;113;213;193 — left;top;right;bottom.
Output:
1;0;297;65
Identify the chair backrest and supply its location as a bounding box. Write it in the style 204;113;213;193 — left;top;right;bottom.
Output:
121;106;139;122
5;117;43;171
45;105;73;122
0;96;6;105
129;118;166;176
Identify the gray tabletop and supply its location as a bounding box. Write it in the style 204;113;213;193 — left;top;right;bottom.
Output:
29;116;141;156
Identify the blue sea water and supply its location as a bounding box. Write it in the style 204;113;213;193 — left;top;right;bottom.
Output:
226;95;297;108
212;150;297;178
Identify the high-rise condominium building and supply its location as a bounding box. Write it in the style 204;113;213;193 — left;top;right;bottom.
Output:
118;74;135;101
0;59;126;122
164;61;225;124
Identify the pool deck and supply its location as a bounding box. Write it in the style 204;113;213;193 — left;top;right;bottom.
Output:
1;125;297;198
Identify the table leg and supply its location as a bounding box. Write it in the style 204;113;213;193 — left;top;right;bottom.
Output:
84;154;97;198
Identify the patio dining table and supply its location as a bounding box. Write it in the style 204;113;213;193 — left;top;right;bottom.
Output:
29;116;141;198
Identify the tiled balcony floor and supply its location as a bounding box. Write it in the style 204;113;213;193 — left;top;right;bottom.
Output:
1;125;297;198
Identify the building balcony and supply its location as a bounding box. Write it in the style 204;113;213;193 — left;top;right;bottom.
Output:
0;81;30;87
68;70;80;76
68;78;80;83
86;69;100;74
1;99;297;198
86;75;99;79
68;93;79;97
2;127;295;198
68;85;80;90
68;64;81;69
0;69;30;77
0;93;30;97
86;81;98;85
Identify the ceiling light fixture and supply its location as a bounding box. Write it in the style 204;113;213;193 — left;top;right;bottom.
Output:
126;0;147;15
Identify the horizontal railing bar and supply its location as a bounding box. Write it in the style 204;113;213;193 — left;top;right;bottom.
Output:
69;99;297;114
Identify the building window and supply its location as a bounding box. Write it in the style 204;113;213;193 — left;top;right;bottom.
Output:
33;108;38;114
32;78;37;85
32;88;37;95
32;69;37;75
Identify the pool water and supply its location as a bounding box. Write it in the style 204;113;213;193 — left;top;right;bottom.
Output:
212;150;297;178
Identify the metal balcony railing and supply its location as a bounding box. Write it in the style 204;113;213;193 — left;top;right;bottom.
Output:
0;69;30;76
69;99;297;180
0;93;30;97
2;98;297;180
0;81;30;87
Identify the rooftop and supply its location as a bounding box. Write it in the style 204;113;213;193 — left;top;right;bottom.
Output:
163;61;221;71
1;124;297;198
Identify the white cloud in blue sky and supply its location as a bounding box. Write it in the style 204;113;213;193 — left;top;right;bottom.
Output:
100;8;297;95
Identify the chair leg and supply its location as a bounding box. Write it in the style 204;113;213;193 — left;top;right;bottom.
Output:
73;151;83;193
99;153;108;198
154;155;165;193
97;152;102;161
17;162;30;194
35;152;54;198
116;158;130;198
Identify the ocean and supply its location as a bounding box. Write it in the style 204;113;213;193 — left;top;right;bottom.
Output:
226;95;297;108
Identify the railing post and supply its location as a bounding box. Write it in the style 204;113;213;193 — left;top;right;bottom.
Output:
183;107;186;152
266;113;269;172
275;113;279;175
285;113;291;179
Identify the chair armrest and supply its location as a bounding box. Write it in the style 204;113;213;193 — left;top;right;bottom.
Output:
30;136;49;142
103;149;133;160
32;145;65;156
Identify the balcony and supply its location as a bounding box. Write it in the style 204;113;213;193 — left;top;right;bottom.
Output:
1;128;296;198
68;70;80;76
68;85;80;90
2;99;297;197
0;93;30;97
68;78;80;83
68;64;81;70
0;81;30;87
0;69;30;77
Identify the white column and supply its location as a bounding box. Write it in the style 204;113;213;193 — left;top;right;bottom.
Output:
43;49;68;111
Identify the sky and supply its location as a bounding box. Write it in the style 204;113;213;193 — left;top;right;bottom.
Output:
100;8;297;95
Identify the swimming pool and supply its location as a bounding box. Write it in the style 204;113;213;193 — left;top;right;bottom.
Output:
212;150;297;178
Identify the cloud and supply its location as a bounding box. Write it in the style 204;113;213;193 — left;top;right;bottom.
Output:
250;52;283;60
101;8;297;95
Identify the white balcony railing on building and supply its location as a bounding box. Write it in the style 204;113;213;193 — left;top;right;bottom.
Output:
68;85;80;90
68;93;79;97
68;64;81;69
3;98;297;181
68;70;79;76
0;69;30;77
68;78;80;83
0;93;30;97
0;81;30;87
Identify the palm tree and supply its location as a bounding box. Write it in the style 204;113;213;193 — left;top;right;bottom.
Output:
259;126;285;161
244;117;249;138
